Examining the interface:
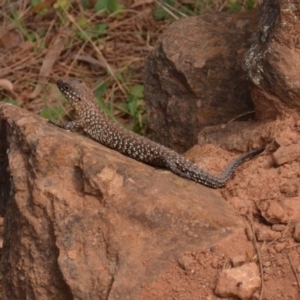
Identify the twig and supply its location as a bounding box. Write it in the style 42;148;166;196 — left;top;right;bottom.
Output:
286;243;300;249
154;0;179;20
59;5;127;96
247;215;264;300
227;110;255;124
260;221;292;255
287;253;300;297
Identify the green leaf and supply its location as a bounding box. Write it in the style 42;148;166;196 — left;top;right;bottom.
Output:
118;102;129;114
40;105;65;121
95;0;124;13
81;0;90;9
3;97;18;106
129;85;144;98
94;82;107;100
128;95;137;116
31;0;41;6
95;0;107;12
87;23;108;38
246;0;255;9
77;16;88;28
54;0;70;12
153;6;167;20
153;0;175;20
108;0;124;13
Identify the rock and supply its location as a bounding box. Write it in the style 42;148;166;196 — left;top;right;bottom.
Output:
144;11;258;152
274;242;286;253
215;262;261;299
178;255;194;273
279;181;298;197
271;224;286;232
231;255;247;267
251;291;260;300
263;261;271;267
245;224;254;241
244;0;300;120
256;226;281;242
211;256;219;269
293;222;300;242
263;267;273;275
257;200;288;224
276;256;284;266
273;144;300;166
0;103;243;300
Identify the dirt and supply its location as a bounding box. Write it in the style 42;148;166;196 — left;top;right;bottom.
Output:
138;118;300;300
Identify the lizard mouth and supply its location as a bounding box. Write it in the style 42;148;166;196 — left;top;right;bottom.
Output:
56;79;78;102
56;79;71;97
56;79;65;92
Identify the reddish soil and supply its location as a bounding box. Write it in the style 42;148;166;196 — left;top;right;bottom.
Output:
138;118;300;300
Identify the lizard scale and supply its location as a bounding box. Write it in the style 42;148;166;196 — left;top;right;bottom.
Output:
55;78;264;188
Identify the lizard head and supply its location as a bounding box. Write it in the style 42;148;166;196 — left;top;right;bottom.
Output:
56;78;96;113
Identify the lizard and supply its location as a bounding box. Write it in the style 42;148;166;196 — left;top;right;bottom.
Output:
54;78;264;188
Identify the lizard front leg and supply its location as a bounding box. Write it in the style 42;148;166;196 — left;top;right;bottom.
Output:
48;119;84;131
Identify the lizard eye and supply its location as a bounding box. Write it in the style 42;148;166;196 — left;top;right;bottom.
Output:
63;84;70;91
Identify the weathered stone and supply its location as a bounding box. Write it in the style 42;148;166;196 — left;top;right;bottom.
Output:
274;242;286;253
273;144;300;166
215;262;261;299
177;255;194;272
256;226;281;242
231;255;247;267
279;181;299;197
144;11;258;152
271;224;286;232
0;103;243;300
293;222;300;242
257;200;288;224
244;0;300;119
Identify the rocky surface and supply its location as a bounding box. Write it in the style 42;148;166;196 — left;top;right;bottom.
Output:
2;104;300;300
244;0;300;119
0;103;243;300
215;262;261;299
144;10;259;152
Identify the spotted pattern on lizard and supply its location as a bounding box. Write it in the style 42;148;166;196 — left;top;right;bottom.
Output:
55;78;264;188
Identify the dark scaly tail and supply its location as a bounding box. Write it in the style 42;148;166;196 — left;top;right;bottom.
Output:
215;147;265;188
167;147;265;188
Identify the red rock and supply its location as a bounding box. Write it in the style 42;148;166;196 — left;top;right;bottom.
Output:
144;11;258;152
245;225;254;241
256;227;281;242
274;242;286;253
211;257;219;269
0;103;243;300
231;255;247;267
245;0;300;120
279;181;299;197
215;262;261;299
257;200;288;224
273;145;300;166
271;224;286;232
293;222;300;242
178;255;194;272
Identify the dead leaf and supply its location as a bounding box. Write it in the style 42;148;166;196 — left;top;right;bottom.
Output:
76;55;109;73
0;30;23;49
0;79;14;92
30;33;66;99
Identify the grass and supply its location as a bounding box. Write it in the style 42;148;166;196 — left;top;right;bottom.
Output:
0;0;258;134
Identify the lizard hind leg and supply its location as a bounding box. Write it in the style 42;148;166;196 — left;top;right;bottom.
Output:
164;156;223;188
